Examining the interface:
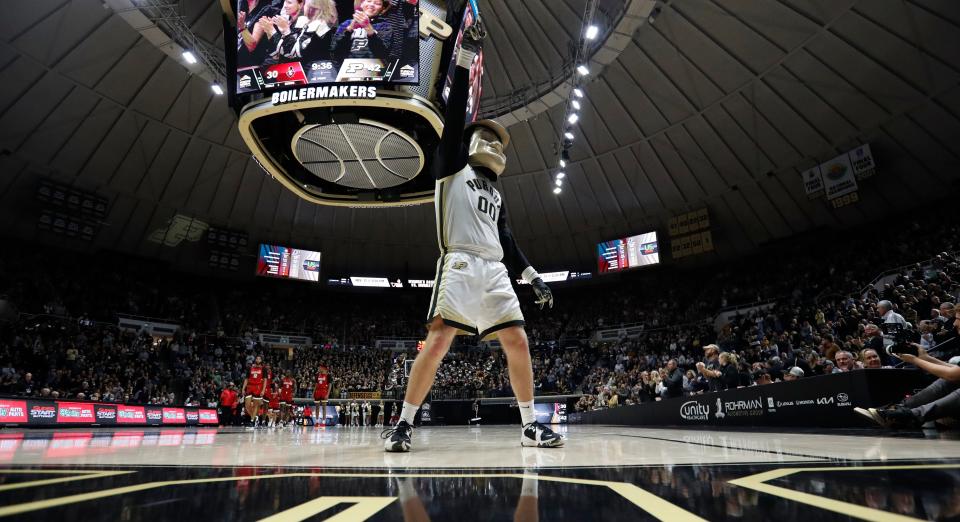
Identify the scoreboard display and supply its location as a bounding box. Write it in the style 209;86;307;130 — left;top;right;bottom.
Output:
235;0;420;94
597;231;660;273
257;244;322;282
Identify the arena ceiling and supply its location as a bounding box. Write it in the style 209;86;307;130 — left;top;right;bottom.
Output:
1;0;959;277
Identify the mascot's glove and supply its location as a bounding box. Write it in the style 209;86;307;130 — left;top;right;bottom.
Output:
456;21;486;68
531;278;554;310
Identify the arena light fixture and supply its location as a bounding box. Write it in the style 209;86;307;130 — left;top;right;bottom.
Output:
556;172;566;179
573;88;584;98
567;113;579;124
559;159;567;168
555;178;563;187
577;64;589;76
182;51;198;64
572;100;581;110
585;25;599;40
553;187;562;194
564;131;575;140
211;83;224;96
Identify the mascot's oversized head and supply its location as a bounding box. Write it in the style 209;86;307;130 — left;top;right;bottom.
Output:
465;119;509;178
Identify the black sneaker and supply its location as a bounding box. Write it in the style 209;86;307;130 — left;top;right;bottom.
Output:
855;406;922;429
521;421;564;448
382;420;413;452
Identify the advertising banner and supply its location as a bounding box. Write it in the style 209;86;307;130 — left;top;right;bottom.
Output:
162;408;187;425
0;398;218;427
94;404;118;425
0;399;27;423
27;401;57;425
145;407;164;426
56;402;96;424
571;370;927;428
116;405;147;424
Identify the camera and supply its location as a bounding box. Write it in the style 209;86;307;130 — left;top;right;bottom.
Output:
881;323;919;357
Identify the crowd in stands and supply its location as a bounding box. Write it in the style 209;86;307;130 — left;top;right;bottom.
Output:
574;210;960;411
1;208;959;412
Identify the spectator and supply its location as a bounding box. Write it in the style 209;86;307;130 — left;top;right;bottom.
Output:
834;351;858;372
878;300;908;327
661;360;683;399
719;352;740;390
862;323;886;359
856;346;959;428
15;372;35;396
219;383;239;426
695;344;722;392
861;349;884;369
783;367;804;381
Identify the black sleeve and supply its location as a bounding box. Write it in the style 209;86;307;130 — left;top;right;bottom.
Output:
330;22;352;60
497;202;532;277
666;369;683;389
431;58;470;179
368;23;393;61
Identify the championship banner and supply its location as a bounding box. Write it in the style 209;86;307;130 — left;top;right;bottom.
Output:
821;152;858;200
850;143;876;180
801;166;824;198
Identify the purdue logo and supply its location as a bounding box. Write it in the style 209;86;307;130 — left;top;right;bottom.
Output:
452;261;468;270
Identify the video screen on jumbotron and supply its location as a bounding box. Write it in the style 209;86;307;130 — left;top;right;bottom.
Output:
236;0;420;94
597;231;660;273
257;244;322;282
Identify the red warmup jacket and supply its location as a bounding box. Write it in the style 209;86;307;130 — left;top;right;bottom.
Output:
220;389;238;408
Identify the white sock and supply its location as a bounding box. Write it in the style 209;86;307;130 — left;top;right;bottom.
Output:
521;475;539;498
400;401;419;425
518;400;535;426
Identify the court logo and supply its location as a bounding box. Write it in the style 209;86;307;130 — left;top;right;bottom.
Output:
679;400;710;421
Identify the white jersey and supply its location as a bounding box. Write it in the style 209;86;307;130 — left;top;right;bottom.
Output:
435;165;503;261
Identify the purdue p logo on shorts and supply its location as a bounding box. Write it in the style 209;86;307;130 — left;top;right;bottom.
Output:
452;261;468;270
